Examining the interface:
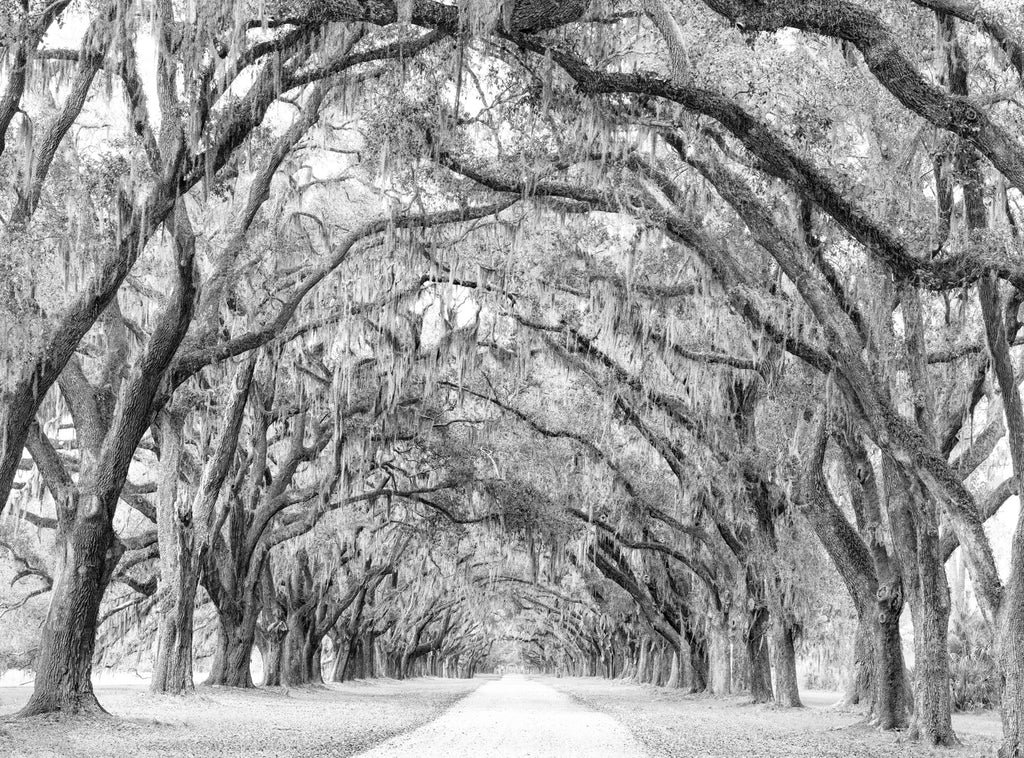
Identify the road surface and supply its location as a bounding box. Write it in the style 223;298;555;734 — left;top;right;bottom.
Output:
353;675;646;757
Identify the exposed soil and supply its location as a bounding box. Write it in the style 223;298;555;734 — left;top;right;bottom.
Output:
0;677;483;758
547;677;1002;758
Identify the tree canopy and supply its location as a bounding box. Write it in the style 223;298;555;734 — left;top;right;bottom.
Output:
3;0;1024;754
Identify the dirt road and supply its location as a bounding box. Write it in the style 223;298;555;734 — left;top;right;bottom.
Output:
354;675;647;757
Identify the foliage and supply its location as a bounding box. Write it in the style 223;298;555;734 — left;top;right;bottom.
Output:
949;608;1002;711
2;3;1024;739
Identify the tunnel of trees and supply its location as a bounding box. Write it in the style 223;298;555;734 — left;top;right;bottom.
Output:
3;0;1024;754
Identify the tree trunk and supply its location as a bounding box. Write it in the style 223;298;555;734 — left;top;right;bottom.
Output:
341;635;362;681
638;637;652;683
746;605;773;703
908;588;955;744
998;590;1024;757
363;631;377;678
885;465;955;744
21;512;123;715
307;635;323;684
151;409;197;695
399;646;413;680
347;637;365;680
280;617;322;686
263;640;284;687
804;414;910;729
771;621;801;707
0;394;39;518
330;634;348;682
666;650;682;689
257;627;286;687
207;626;226;684
282;618;311;686
151;579;197;695
841;616;873;708
206;611;257;687
871;586;911;730
651;645;664;686
708;618;731;695
689;635;709;692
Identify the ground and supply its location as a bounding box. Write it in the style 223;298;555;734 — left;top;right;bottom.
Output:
0;677;482;758
0;675;1004;757
358;675;645;757
548;678;1002;758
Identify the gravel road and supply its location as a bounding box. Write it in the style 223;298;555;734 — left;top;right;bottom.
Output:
353;674;647;757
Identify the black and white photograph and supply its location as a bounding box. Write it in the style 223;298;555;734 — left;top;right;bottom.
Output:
1;1;1023;756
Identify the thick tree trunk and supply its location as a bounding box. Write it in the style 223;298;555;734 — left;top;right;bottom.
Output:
836;596;909;728
283;643;320;685
999;594;1024;757
733;631;749;694
871;587;911;730
771;622;801;707
301;633;323;684
803;415;911;729
207;627;226;683
746;605;773;703
151;410;197;695
882;457;953;743
908;590;955;744
666;650;681;688
363;631;377;678
342;635;363;681
261;636;284;687
151;582;197;695
282;616;316;686
636;637;651;684
330;634;348;682
678;646;690;689
913;535;955;743
206;611;257;687
256;590;287;687
399;646;414;680
689;635;709;692
333;588;368;681
708;619;731;695
888;475;955;743
842;617;873;708
346;637;365;680
388;650;403;678
21;512;123;715
651;645;665;686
